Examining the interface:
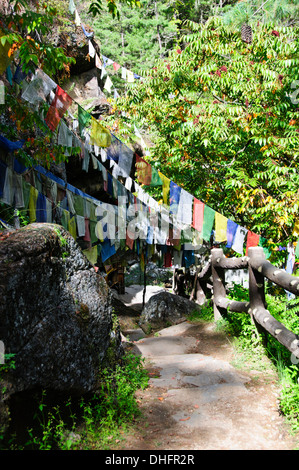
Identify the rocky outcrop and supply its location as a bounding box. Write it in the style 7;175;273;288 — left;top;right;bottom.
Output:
139;291;201;333
0;223;123;431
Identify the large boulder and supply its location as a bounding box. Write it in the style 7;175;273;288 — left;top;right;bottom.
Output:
0;223;122;419
139;291;201;333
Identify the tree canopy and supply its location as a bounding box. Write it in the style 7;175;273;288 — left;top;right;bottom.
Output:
116;15;299;245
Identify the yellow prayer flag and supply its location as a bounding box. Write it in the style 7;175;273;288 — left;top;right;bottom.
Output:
215;212;228;243
83;245;98;265
293;219;299;238
28;186;38;223
68;215;77;240
95;221;104;242
126;70;134;83
90;117;111;148
158;172;170;205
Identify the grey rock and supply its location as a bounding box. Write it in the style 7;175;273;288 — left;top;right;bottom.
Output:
0;223;123;430
139;291;201;332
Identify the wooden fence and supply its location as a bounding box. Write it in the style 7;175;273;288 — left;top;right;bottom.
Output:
175;246;299;359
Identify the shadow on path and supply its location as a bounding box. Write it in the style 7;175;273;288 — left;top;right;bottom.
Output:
120;321;299;450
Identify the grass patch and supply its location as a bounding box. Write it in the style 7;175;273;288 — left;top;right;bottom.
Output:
1;353;149;450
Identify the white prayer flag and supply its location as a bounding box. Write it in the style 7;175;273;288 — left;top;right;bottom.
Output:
125;177;132;191
100;148;107;162
95;54;101;69
69;0;75;14
126;70;134;83
104;75;113;93
74;9;81;26
177;189;193;225
121;67;127;80
101;65;107;79
232;226;248;254
88;40;95;58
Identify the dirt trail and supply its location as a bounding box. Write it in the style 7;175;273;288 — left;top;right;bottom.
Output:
114;286;299;451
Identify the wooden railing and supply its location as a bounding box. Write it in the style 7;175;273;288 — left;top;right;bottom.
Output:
210;247;299;359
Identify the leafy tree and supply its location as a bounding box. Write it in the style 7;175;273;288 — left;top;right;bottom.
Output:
222;0;299;28
81;0;178;77
0;0;75;76
88;0;141;19
117;16;299;245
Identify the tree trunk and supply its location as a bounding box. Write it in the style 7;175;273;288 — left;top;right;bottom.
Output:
155;0;163;55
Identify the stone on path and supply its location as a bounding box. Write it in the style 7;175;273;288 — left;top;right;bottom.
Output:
139;291;201;332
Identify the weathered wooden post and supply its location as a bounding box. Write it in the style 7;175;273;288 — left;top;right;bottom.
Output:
211;248;226;321
247;246;267;341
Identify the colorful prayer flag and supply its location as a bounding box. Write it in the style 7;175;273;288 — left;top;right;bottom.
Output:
69;0;75;14
104;75;113;93
169;181;181;215
136;155;152;185
232;226;248;254
226;219;238;248
90;117;111;148
192;198;204;233
215;212;227;243
127;70;134;82
45;85;72;131
202;205;215;241
78;105;91;136
246;231;260;256
159;172;170;205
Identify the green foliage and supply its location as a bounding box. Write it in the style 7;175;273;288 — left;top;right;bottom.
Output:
0;353;16;376
221;282;299;430
117;16;299;245
89;0;141;19
81;0;178;83
187;299;214;322
1;353;148;450
2;0;75;76
222;0;299;28
279;365;299;431
83;353;148;428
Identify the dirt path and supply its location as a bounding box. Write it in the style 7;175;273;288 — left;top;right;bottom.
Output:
113;286;299;451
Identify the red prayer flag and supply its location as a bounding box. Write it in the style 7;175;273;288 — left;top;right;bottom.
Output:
164;251;172;268
45;85;73;131
126;228;135;250
113;62;120;71
136;155;152;185
245;231;260;255
192;198;204;233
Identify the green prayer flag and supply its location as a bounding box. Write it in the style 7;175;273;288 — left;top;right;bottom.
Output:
259;237;271;259
22;179;31;210
296;239;299;258
89;220;98;244
150;167;163;186
61;209;70;231
78;105;91;137
73;194;84;216
202;205;215;241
